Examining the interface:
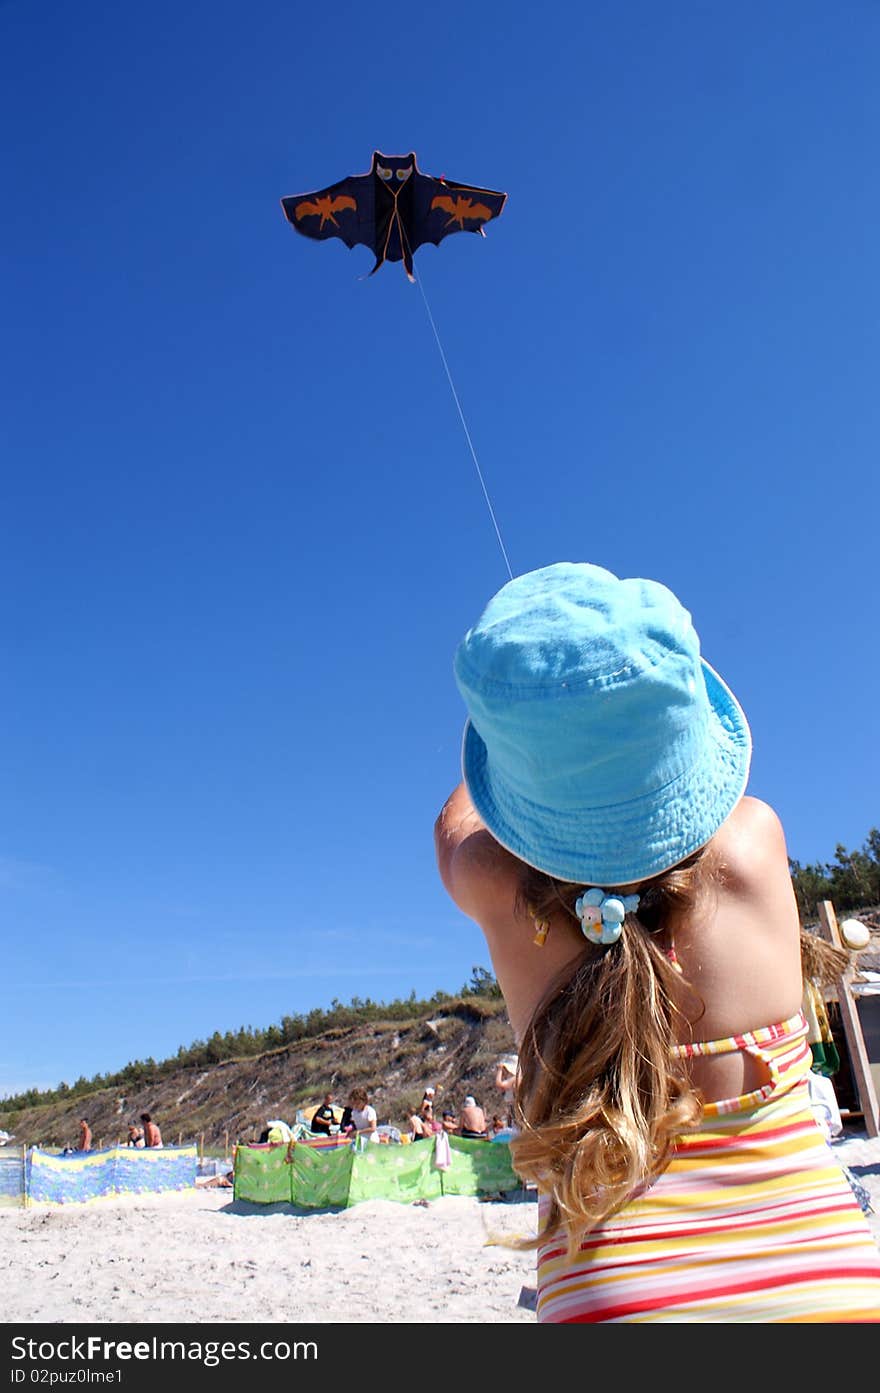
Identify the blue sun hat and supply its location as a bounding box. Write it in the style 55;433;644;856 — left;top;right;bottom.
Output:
453;561;751;886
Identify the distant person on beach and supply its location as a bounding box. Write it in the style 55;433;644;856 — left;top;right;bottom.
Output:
348;1087;379;1144
458;1097;488;1139
441;1110;459;1133
435;560;880;1321
140;1113;163;1148
126;1124;145;1148
77;1119;92;1152
418;1097;438;1136
310;1093;337;1135
494;1053;518;1126
408;1105;428;1141
199;1171;234;1188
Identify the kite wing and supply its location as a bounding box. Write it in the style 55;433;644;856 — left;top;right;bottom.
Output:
280;171;375;254
406;173;507;264
281;152;506;279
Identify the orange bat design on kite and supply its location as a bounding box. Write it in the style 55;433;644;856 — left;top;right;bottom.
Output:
294;194;358;229
430;194;494;229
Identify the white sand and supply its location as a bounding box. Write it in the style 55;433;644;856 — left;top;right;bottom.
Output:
3;1130;878;1327
1;1188;540;1325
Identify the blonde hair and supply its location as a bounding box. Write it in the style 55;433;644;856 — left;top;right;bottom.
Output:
510;850;711;1259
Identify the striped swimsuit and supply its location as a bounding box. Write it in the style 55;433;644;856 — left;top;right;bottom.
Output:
536;1011;880;1322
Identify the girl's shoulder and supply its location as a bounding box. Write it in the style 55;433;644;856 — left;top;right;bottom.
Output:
434;782;523;919
710;796;790;888
690;795;801;957
718;793;785;840
675;796;804;1027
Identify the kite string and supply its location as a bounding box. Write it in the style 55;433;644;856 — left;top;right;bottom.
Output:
411;265;514;581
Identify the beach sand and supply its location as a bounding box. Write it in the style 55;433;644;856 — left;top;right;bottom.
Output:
1;1187;540;1326
3;1129;878;1327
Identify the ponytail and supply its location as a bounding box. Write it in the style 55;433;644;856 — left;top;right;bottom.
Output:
511;851;710;1257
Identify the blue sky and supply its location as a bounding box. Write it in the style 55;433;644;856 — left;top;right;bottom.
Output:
2;1;878;1099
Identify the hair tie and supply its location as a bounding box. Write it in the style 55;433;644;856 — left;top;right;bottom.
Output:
574;888;640;945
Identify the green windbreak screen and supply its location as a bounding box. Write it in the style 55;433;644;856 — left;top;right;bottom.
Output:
233;1136;521;1208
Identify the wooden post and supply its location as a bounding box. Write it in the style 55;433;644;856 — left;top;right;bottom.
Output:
21;1143;27;1209
224;1129;229;1159
816;899;879;1138
177;1132;182;1146
199;1132;204;1162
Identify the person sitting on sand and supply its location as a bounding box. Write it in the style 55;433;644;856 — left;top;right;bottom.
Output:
311;1093;337;1135
408;1105;428;1141
348;1087;379;1144
418;1097;438;1136
126;1124;145;1148
441;1110;459;1133
458;1096;488;1139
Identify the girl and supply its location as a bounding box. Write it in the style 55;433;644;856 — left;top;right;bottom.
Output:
435;561;880;1322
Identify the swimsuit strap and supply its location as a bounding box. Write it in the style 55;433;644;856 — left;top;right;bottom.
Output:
672;1011;809;1113
672;1010;806;1058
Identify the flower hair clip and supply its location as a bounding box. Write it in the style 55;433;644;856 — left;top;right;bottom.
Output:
575;888;640;945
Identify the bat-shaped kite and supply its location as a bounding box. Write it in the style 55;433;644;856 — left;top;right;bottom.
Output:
280;151;507;280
